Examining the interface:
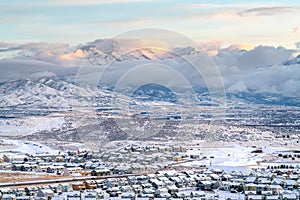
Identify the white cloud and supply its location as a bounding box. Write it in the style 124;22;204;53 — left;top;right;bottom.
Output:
29;71;57;79
227;81;248;93
215;45;294;71
295;41;300;49
0;42;88;67
211;45;300;96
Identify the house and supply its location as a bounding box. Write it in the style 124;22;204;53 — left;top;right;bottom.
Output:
265;195;280;200
209;173;220;181
271;177;285;185
288;174;299;180
24;186;38;196
166;185;178;195
245;177;257;184
244;183;257;193
154;188;171;198
82;191;97;200
269;184;282;194
229;182;243;193
90;169;111;176
1;194;16;200
211;168;223;175
49;184;64;194
71;182;86;191
150;179;164;189
132;184;143;193
284;180;298;189
93;188;107;199
83;181;96;189
256;184;268;195
63;167;83;176
16;196;31;200
65;191;81;200
172;156;182;162
219;181;231;191
106;187;121;197
60;184;72;193
257;177;271;184
36;189;54;200
281;193;297;200
121;191;135;199
175;190;198;199
221;174;233;181
169;177;183;188
196;180;212;191
247;194;263;200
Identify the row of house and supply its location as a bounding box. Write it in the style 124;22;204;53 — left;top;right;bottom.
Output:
1;168;300;200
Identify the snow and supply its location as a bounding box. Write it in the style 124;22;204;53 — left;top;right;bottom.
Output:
0;139;59;155
180;144;288;171
0;116;66;136
227;81;248;93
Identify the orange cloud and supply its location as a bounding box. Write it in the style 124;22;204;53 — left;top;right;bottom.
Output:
225;44;254;51
292;27;298;34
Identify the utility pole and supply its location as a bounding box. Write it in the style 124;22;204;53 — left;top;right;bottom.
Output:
210;156;214;166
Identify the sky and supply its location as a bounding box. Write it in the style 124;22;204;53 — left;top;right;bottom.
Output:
1;0;300;49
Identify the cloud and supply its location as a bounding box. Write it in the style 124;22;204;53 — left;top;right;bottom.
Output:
29;71;57;79
239;6;300;17
40;0;150;6
0;59;76;82
292;27;298;34
211;45;300;97
295;41;300;49
224;44;254;51
215;45;294;71
0;40;299;97
227;81;248;93
0;42;88;66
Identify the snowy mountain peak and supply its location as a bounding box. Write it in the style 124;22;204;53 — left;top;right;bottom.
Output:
174;46;197;56
283;54;300;65
78;39;200;65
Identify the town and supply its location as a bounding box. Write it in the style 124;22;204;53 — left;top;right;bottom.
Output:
1;141;300;200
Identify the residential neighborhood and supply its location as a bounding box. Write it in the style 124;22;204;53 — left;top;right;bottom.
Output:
1;167;300;199
1;143;300;200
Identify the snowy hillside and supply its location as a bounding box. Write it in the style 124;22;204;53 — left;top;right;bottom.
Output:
0;77;110;108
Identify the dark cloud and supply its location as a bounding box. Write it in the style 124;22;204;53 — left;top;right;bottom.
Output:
0;59;77;82
239;6;300;16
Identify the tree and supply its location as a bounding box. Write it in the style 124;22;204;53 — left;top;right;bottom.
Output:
20;165;26;171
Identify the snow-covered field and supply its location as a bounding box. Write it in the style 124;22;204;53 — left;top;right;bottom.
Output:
0;139;59;155
0;116;66;136
177;143;290;171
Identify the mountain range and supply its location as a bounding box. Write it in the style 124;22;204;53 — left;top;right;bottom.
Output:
1;39;300;112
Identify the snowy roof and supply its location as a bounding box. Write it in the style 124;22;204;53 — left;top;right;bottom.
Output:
247;195;263;200
245;176;257;182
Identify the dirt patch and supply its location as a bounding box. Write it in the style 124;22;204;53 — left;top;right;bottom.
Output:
0;171;68;183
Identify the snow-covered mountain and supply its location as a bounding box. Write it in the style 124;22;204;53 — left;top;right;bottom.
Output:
0;77;102;108
1;76;299;113
283;54;300;65
1;39;300;111
77;39;200;66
